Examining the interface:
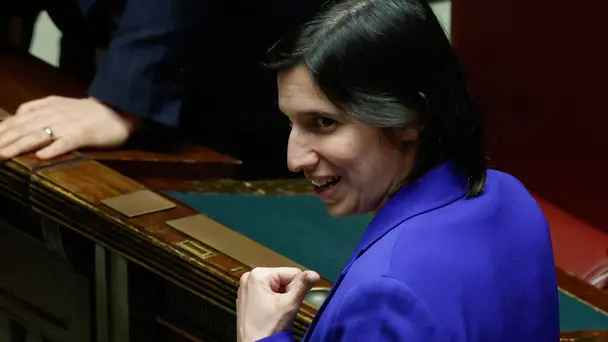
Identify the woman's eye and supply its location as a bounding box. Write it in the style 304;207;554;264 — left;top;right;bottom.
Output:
316;117;336;128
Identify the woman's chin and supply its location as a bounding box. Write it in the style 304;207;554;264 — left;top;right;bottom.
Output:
325;201;358;217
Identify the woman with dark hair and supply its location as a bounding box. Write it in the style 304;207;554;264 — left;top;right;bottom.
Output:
236;0;559;341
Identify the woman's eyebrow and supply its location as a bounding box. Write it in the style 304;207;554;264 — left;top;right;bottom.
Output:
298;109;338;117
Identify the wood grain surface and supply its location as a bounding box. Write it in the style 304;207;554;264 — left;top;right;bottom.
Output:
0;50;325;338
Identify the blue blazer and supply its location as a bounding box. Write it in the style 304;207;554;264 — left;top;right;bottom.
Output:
262;162;559;341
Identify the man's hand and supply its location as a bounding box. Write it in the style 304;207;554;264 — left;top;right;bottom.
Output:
0;96;140;160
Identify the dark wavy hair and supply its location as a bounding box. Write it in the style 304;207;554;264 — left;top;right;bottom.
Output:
266;0;487;197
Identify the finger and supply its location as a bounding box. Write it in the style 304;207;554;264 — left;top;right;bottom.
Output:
286;270;320;301
36;137;78;160
240;271;250;286
272;267;305;286
15;96;60;116
0;123;25;148
0;106;58;139
0;115;60;149
238;271;250;300
237;271;250;313
263;267;303;292
0;115;18;137
0;130;51;159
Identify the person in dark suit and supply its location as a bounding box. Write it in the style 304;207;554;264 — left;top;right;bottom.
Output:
0;0;106;81
0;0;324;178
236;0;560;341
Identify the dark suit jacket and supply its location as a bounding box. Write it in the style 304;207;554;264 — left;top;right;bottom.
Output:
80;0;324;177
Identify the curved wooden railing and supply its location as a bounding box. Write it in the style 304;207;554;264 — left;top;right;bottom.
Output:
0;50;331;340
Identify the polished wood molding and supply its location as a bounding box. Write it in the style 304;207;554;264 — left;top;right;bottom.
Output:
0;50;326;338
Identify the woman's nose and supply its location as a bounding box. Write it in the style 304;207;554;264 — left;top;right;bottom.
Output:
287;133;319;173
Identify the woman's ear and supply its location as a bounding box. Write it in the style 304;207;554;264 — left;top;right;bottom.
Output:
382;123;420;147
397;123;420;143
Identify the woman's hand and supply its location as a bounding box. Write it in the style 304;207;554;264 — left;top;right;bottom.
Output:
0;96;140;160
237;267;320;342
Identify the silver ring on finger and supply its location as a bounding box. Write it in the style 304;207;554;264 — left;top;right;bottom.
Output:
43;127;54;140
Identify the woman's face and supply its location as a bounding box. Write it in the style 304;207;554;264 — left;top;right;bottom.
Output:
278;66;418;216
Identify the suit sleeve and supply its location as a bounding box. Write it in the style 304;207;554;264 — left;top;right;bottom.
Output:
256;331;295;342
258;276;438;342
87;0;208;126
327;276;438;341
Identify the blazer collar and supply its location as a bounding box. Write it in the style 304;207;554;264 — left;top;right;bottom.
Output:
342;161;468;274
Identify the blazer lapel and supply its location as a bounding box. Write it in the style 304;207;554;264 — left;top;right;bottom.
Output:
342;162;467;271
303;162;468;340
302;271;346;341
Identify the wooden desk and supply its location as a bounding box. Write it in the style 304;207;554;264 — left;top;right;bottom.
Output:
0;50;330;342
1;51;608;342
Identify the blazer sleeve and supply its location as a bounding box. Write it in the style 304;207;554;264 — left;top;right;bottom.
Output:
87;0;208;126
327;276;438;341
256;331;295;342
258;276;438;342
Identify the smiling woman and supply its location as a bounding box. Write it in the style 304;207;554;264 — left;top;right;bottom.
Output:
268;0;485;218
277;66;420;216
270;0;484;191
235;0;559;341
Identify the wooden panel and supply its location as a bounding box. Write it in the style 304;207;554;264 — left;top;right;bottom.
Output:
451;0;608;233
535;195;608;279
168;214;305;269
0;224;91;342
0;156;326;337
0;50;324;338
558;267;608;315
